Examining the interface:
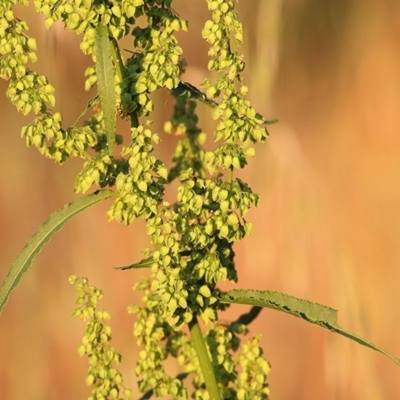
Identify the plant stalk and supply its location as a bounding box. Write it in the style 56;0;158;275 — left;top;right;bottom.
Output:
189;317;222;400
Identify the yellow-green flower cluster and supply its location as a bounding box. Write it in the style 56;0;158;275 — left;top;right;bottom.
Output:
0;1;105;164
0;15;36;80
133;52;262;334
132;274;270;399
164;96;207;182
33;0;139;39
130;277;189;399
106;124;167;224
75;150;113;193
201;0;269;177
193;325;270;399
139;2;269;336
142;179;236;329
22;112;97;162
70;276;133;400
119;5;188;119
0;1;55;118
7;72;54;115
201;325;238;399
235;335;270;400
177;174;255;244
202;0;243;72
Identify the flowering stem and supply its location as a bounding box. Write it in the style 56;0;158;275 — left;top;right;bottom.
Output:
189;317;222;400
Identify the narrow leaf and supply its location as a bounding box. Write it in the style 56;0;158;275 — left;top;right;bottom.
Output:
0;190;116;316
114;256;154;270
95;23;116;153
262;118;279;125
114;250;193;271
73;93;99;126
221;289;400;367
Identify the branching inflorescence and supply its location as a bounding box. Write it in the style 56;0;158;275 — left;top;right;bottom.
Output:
1;0;270;398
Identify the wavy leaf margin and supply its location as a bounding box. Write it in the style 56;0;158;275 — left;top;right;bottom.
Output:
221;288;400;367
0;190;116;315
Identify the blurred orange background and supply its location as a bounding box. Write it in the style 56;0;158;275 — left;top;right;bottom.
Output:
1;1;400;399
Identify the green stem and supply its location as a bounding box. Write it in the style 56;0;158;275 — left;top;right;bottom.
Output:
189;317;222;400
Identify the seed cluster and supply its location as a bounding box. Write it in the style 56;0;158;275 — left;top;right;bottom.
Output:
70;276;133;400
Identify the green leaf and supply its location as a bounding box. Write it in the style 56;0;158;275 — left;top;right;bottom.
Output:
95;23;116;153
73;93;99;126
262;118;279;125
221;289;400;367
115;250;194;271
114;256;154;270
0;190;116;316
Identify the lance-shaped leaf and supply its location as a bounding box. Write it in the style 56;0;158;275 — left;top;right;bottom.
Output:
73;93;99;126
0;190;116;316
114;250;194;271
221;289;400;367
114;256;154;270
95;22;116;153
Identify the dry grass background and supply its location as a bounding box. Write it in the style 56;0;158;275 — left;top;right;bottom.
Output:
1;0;400;399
